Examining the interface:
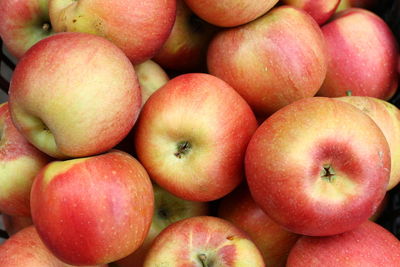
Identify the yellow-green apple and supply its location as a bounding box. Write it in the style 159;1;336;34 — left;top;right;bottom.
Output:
337;96;400;190
134;73;258;202
0;225;108;267
2;214;33;236
113;183;209;267
134;60;169;107
245;97;391;236
30;150;154;265
207;6;328;117
143;216;265;266
183;0;278;27
8;32;141;159
48;0;176;64
219;185;300;266
317;8;398;99
336;0;351;12
286;220;400;266
153;0;218;72
281;0;340;25
0;102;51;216
0;0;54;59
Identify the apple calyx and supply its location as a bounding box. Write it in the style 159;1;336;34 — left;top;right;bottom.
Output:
321;164;336;183
198;253;210;267
174;141;192;158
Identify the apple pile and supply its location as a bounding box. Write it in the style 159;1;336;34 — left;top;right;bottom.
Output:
1;0;400;266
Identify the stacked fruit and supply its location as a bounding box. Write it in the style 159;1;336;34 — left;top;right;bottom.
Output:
0;0;400;266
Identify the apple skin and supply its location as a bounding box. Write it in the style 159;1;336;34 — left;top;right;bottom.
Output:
48;0;176;64
0;226;108;267
337;96;400;190
317;8;398;100
0;102;51;216
143;216;265;266
9;32;141;159
245;97;390;236
207;6;328;117
281;0;340;25
219;185;300;267
30;150;154;265
0;0;54;59
134;60;169;107
286;220;400;266
113;183;209;267
183;0;278;27
152;0;218;72
2;214;33;236
134;73;258;202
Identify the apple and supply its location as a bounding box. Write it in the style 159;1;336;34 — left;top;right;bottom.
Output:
113;183;209;267
317;8;398;100
134;73;258;202
245;97;390;236
0;102;51;216
152;0;218;72
134;60;169;107
207;6;328;117
30;150;154;265
0;225;108;267
281;0;340;25
369;193;389;222
48;0;176;64
219;185;300;267
143;216;265;266
286;220;400;266
2;214;33;236
0;0;54;59
337;96;400;190
183;0;278;27
8;32;141;159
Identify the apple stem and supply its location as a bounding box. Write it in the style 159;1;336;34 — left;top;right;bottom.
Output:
198;253;208;267
346;90;352;96
321;164;336;183
174;141;191;158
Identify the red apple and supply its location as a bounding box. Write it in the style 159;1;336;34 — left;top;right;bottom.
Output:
286;220;400;266
183;0;278;27
207;6;328;117
317;8;398;99
30;150;154;265
143;216;265;266
281;0;340;25
0;102;51;216
48;0;176;64
0;0;54;59
2;214;33;236
152;0;218;72
113;183;209;267
0;225;108;267
245;97;390;236
219;185;300;266
9;32;141;159
134;73;258;202
337;96;400;190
